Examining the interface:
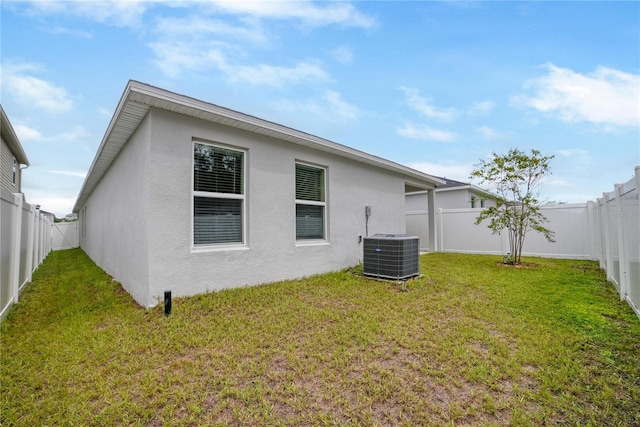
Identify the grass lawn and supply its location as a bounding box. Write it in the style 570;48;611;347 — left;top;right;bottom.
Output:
1;249;639;426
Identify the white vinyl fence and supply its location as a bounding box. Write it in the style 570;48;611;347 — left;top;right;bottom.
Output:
436;203;596;260
1;188;52;320
592;167;639;319
52;221;79;250
406;166;640;320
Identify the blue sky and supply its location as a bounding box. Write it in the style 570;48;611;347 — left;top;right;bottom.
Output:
1;0;638;217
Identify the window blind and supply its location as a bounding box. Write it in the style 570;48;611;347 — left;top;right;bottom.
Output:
193;142;245;246
194;143;243;195
194;197;242;244
295;163;324;202
295;163;326;240
296;204;324;240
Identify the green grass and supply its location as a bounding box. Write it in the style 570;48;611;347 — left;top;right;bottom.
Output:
2;249;639;426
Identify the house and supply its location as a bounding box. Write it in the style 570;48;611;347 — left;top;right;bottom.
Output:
73;81;443;308
433;177;495;209
1;105;30;194
406;177;495;251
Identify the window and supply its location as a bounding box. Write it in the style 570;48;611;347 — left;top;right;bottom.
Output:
12;158;17;185
295;162;326;241
480;199;485;208
193;141;245;246
470;196;476;208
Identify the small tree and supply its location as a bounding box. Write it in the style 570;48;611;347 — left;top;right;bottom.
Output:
470;148;555;265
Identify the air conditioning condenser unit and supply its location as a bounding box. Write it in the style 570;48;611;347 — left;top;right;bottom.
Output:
363;234;420;280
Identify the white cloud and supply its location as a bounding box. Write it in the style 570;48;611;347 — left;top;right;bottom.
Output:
154;16;268;46
322;91;359;121
149;41;228;78
12;122;90;144
400;87;458;122
231;60;329;87
397;122;457;143
14;124;43;142
206;0;376;28
1;62;74;113
150;32;329;85
46;25;94;38
516;63;640;128
47;170;87;178
274;91;359;122
556;148;591;164
543;176;572;187
476;126;505;140
469;100;495;116
16;0;376;29
22;193;77;218
406;161;473;182
17;0;150;27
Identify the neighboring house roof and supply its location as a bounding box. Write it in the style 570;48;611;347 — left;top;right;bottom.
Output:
1;105;30;166
435;176;493;198
74;80;444;212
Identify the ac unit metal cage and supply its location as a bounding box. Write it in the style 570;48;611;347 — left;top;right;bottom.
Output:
363;234;420;280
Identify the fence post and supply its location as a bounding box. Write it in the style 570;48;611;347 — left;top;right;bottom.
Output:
436;208;443;252
10;194;23;304
614;184;628;301
32;206;40;269
24;203;35;284
587;201;597;261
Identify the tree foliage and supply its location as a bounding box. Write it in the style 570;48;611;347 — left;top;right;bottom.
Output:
470;148;555;265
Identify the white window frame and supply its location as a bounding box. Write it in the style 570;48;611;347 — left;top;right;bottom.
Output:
12;157;17;186
295;161;327;244
192;139;247;251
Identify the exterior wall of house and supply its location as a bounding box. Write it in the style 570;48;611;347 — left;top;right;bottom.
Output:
1;137;20;193
437;190;473;209
140;109;407;307
80;114;151;305
405;188;495;251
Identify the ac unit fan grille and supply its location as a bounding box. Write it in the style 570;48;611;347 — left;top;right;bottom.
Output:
363;234;419;280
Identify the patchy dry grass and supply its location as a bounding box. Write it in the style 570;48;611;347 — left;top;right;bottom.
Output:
1;249;639;426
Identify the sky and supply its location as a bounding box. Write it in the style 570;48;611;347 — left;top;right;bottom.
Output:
1;0;639;218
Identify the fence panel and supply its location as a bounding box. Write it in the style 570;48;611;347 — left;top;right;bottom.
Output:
406;212;430;250
19;201;33;290
606;192;621;289
435;204;594;259
591;167;639;319
521;204;594;259
438;208;504;254
0;188;52;321
0;189;17;319
52;221;79;251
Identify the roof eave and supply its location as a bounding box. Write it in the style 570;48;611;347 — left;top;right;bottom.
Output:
73;81;444;211
1;105;30;165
